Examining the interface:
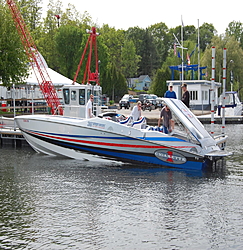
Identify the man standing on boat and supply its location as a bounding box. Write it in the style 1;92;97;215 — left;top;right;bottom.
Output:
86;94;95;119
158;105;173;134
181;83;190;108
164;83;177;99
131;101;142;121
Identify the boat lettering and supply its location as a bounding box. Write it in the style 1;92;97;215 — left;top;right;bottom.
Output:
87;121;105;129
23;119;29;122
155;149;187;164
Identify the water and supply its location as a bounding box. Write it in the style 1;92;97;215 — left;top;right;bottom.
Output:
1;124;243;249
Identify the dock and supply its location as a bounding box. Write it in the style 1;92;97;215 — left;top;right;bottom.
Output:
0;117;25;146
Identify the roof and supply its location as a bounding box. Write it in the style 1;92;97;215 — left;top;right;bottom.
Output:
25;50;74;86
26;67;73;86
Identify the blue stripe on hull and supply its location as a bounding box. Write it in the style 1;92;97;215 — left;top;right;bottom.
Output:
57;140;204;170
23;130;204;170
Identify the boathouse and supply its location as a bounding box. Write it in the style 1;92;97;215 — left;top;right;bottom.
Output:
166;80;221;111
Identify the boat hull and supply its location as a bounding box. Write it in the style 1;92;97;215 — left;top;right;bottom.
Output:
15;115;207;170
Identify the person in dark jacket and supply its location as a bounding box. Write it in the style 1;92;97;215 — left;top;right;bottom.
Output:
181;83;190;108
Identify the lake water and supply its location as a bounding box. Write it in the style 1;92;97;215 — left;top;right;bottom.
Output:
1;124;243;249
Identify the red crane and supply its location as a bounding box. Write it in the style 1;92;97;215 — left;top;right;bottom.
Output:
6;0;63;115
73;27;100;85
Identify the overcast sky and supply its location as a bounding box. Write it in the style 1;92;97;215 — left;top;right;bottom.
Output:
42;0;241;35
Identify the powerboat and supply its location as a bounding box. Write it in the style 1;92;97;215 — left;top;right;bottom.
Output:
218;91;242;116
15;85;232;170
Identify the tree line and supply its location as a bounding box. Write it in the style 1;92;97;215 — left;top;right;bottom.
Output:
1;0;243;101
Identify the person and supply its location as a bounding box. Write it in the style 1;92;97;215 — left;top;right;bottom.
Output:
158;105;173;134
164;83;177;99
131;101;142;121
86;94;95;119
181;83;190;108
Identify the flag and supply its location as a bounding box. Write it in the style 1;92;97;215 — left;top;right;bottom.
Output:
174;43;177;56
178;51;181;58
187;52;190;65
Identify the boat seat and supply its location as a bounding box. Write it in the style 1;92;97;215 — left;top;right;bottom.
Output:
120;116;133;126
132;116;147;129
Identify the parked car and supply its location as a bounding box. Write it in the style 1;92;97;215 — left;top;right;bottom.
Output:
119;94;133;109
138;94;157;109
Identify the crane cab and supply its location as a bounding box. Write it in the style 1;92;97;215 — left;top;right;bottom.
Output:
62;84;102;118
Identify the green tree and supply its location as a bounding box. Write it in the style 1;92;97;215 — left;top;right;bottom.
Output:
148;22;172;67
101;63;127;101
226;21;243;50
121;39;141;84
36;0;63;71
151;67;170;97
201;35;243;96
199;23;216;51
0;2;28;87
54;25;83;80
126;27;159;76
99;25;125;70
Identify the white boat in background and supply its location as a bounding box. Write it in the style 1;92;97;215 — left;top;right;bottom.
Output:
217;91;242;116
15;84;232;171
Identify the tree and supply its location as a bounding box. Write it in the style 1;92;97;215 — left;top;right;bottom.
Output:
99;25;125;70
36;2;61;71
54;25;83;80
151;67;170;97
199;23;217;51
121;39;141;84
19;0;42;32
101;63;127;101
148;22;172;67
0;2;28;87
201;35;243;96
226;21;243;50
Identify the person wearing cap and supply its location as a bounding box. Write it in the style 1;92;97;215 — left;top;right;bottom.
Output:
86;94;95;119
164;83;177;99
131;101;142;121
158;105;173;134
181;83;190;108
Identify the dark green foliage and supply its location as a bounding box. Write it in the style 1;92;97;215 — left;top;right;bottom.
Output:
0;2;28;87
151;67;171;97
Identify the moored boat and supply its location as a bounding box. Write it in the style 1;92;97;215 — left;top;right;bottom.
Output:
15;85;232;170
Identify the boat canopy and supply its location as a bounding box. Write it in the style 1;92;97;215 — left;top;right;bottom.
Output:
163;98;217;149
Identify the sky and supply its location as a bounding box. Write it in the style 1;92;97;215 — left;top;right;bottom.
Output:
42;0;242;35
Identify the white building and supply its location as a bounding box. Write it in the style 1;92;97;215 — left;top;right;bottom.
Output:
166;80;221;111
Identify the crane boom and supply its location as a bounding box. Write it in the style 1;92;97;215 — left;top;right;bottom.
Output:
6;0;63;115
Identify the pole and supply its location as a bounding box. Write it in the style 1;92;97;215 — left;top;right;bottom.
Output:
211;46;215;135
31;86;34;115
222;48;226;135
13;84;16;131
181;15;184;82
198;19;200;80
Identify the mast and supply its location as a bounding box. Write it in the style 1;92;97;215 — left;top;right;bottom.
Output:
210;46;216;135
181;15;184;82
198;19;200;80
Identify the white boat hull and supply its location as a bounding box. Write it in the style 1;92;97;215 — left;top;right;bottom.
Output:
15;114;216;170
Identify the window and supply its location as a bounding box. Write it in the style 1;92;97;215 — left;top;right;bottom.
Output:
71;90;76;101
202;90;208;101
190;91;198;101
63;89;70;104
79;89;85;105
